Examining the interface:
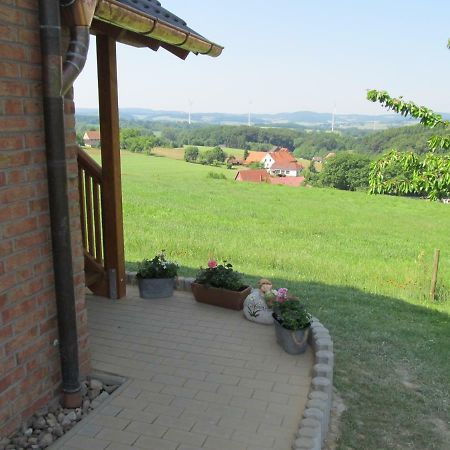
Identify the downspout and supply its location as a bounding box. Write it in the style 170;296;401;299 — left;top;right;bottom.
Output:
39;0;94;408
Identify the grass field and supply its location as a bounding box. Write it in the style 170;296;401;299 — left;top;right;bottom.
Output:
151;145;248;161
90;149;450;449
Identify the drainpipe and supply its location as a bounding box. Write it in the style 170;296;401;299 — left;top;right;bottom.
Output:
38;0;94;408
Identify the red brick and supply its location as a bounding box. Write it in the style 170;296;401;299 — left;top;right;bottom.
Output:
0;202;28;222
23;98;41;115
0;325;13;341
18;28;39;46
1;356;18;374
16;0;37;11
0;43;26;61
0;150;31;168
0;24;18;41
5;326;39;355
1;6;24;25
2;298;36;323
26;166;46;182
0;116;28;131
4;217;37;238
0;240;13;257
39;315;56;335
26;134;45;149
29;197;49;213
0;273;16;293
0;135;24;150
15;267;34;283
0;386;17;410
0;61;19;78
4;98;23;115
14;307;46;334
0;367;25;393
14;230;48;251
16;337;47;364
6;168;26;184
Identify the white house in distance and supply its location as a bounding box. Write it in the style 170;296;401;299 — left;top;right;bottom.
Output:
83;130;101;147
258;148;303;177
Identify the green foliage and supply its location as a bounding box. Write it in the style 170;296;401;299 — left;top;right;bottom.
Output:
120;128;166;153
320;152;371;191
367;90;450;200
294;132;351;159
370;150;450;200
136;252;178;279
367;90;450;152
194;262;244;291
184;145;199;162
272;300;312;330
207;171;226;180
243;149;249;160
201;146;226;164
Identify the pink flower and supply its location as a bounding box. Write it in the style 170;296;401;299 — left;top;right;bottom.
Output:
207;259;218;269
277;288;288;298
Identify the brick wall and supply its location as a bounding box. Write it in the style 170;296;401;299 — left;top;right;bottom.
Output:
0;0;90;437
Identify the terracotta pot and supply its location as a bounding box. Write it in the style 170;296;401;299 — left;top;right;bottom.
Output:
191;283;251;310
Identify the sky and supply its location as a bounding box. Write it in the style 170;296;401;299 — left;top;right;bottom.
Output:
74;0;450;115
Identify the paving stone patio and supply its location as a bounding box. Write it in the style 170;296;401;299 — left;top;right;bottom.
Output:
51;286;313;450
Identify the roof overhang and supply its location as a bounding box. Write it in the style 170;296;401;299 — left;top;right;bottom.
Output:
91;0;223;59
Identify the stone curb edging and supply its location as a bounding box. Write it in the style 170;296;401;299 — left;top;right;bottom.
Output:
125;273;334;450
292;317;334;450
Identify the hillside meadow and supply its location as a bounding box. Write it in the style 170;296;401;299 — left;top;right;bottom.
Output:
88;149;450;449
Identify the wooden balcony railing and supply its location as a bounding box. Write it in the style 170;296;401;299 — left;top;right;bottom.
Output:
77;148;108;296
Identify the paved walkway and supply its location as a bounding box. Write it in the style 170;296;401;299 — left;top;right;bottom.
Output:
53;286;313;450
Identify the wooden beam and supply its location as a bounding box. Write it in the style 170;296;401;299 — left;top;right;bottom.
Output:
96;34;126;299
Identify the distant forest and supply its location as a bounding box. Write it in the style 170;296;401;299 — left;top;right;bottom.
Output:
76;115;447;158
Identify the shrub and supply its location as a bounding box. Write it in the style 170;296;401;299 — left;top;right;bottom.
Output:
207;172;226;180
184;146;199;162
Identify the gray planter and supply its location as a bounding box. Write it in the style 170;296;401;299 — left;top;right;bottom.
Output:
137;277;174;299
274;319;310;354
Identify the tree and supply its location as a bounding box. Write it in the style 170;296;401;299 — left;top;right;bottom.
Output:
202;146;226;164
243;149;249;160
184;146;199;162
320;152;371;191
367;90;450;200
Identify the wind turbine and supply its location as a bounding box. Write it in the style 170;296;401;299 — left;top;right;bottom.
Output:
331;103;336;132
188;99;193;125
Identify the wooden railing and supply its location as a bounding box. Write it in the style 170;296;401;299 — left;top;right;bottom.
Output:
77;148;104;263
77;148;109;297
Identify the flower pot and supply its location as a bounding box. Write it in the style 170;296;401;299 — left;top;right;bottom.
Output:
273;319;310;354
191;283;251;310
137;277;174;299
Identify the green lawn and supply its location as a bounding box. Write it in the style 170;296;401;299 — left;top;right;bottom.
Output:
93;150;450;449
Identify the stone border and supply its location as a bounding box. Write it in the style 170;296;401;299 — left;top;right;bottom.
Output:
292;317;334;450
126;273;334;450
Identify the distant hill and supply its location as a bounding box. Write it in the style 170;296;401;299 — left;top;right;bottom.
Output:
75;107;450;130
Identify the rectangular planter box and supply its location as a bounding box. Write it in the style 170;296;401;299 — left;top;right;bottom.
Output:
191;283;251;310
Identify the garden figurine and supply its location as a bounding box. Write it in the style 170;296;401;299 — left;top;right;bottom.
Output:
243;278;276;325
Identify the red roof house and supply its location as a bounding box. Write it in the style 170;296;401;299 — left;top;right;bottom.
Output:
235;169;270;183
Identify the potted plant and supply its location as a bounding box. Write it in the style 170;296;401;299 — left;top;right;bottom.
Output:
191;260;251;310
272;291;312;354
136;251;178;299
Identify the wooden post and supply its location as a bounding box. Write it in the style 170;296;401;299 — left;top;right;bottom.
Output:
429;249;440;301
96;35;126;299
